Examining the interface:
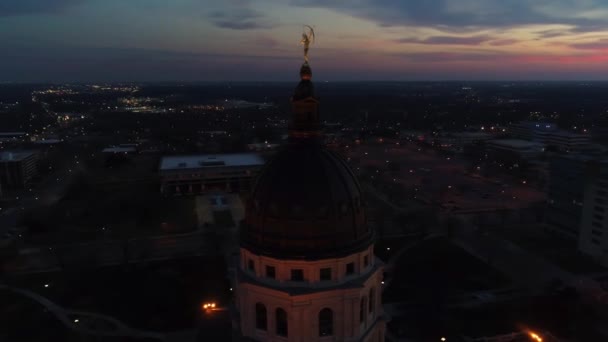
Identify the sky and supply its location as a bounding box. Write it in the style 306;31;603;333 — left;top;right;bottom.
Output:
2;0;608;82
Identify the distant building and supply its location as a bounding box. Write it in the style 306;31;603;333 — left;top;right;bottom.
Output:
509;121;557;141
509;121;589;151
436;132;495;152
578;160;608;266
247;142;280;152
545;155;592;239
592;125;608;142
159;153;264;195
486;139;545;158
0;132;27;143
101;146;138;154
542;131;590;152
0;151;38;191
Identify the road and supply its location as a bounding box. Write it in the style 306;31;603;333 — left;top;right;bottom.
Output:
1;284;164;340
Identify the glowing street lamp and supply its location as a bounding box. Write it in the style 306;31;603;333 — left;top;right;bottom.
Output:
202;302;217;312
529;332;542;342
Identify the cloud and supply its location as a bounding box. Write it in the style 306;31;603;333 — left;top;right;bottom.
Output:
253;35;280;48
569;39;608;50
396;35;491;45
487;39;518;46
0;42;297;82
396;52;508;63
290;0;608;32
393;50;608;67
209;8;276;30
0;0;82;16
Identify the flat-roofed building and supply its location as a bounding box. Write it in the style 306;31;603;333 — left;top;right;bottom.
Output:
546;155;594;239
0;132;27;141
436;132;495;152
509;121;556;140
578;159;608;267
508;121;590;151
486;139;545;158
541;130;590;152
0;151;38;190
159;153;264;195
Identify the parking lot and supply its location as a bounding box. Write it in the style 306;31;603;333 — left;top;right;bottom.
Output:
345;141;545;212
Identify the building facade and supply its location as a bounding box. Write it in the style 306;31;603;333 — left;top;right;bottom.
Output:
234;62;386;341
545;155;591;239
159;153;264;195
578;160;608;266
0;151;38;191
509;121;589;152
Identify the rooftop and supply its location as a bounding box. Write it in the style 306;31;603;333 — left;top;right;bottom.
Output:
0;132;26;137
160;153;264;171
488;139;545;149
540;130;589;138
449;132;494;139
102;147;137;154
34;139;62;145
0;151;36;162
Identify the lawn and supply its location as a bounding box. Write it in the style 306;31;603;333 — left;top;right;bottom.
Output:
0;291;70;341
495;225;606;275
388;291;604;341
21;181;198;245
383;237;509;303
212;210;235;228
5;256;231;332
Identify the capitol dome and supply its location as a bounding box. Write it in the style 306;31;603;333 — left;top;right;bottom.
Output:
239;63;373;260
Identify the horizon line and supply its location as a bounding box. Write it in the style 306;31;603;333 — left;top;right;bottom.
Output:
3;80;608;85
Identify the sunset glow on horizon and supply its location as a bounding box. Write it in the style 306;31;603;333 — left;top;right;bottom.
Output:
3;0;608;81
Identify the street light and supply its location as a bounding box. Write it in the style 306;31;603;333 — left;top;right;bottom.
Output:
529;332;542;342
441;338;446;341
202;302;217;312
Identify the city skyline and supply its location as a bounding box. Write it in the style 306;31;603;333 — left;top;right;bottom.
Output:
3;0;608;82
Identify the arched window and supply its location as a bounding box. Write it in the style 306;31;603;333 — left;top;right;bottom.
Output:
276;308;288;337
319;308;333;336
368;288;375;314
359;297;367;323
255;303;267;331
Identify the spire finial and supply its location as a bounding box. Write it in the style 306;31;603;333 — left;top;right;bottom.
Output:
300;25;315;64
291;26;320;141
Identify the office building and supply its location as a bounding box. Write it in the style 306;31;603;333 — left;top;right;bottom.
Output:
578;160;608;267
159;153;264;195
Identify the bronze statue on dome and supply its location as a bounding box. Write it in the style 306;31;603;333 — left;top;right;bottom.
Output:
300;25;315;64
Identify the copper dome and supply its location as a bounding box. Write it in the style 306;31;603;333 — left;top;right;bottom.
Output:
240;143;373;259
